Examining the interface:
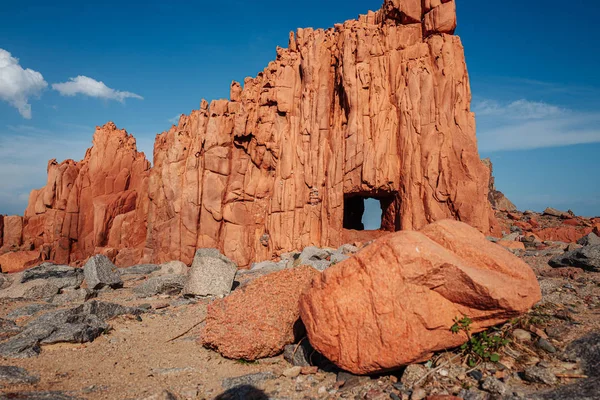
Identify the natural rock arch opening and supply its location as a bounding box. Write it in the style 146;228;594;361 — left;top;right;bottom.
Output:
343;194;397;232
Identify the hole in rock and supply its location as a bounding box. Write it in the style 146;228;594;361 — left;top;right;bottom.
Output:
343;194;396;231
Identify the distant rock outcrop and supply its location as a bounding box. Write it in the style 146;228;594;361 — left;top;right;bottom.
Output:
16;0;498;267
482;158;517;212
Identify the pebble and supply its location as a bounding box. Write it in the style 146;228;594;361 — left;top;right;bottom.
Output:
283;366;302;378
481;377;508;396
318;386;327;395
512;329;532;342
468;370;483;381
411;387;427;400
536;338;557;353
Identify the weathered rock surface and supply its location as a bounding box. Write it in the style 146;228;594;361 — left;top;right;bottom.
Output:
0;318;22;340
0;279;60;300
133;274;186;298
0;215;23;253
202;265;320;360
182;249;237;297
299;219;541;374
0;250;41;273
0;301;145;358
83;255;123;290
21;263;84;289
549;245;600;272
0;365;40;385
15;0;497;268
119;264;161;276
577;232;600;247
482;158;517;212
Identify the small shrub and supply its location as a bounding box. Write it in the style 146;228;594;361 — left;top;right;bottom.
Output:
451;315;510;367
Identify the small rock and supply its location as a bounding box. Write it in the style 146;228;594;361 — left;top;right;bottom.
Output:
134;274;186;298
284;341;317;367
222;372;275;390
0;365;40;384
330;253;349;264
536;337;557;353
481;377;507;396
158;261;189;276
283;366;302;378
549;245;600;272
401;364;428;387
577;232;600;247
83;255;123;290
523;366;557;385
512;329;532;342
543;207;570;218
411;387;427;400
250;260;286;271
301;366;318;375
119;264;161;276
467;370;483;381
0;318;22;340
138;390;178;400
51;288;97;305
182;248;237;297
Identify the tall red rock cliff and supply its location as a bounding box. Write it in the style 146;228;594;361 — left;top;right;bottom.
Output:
19;0;498;267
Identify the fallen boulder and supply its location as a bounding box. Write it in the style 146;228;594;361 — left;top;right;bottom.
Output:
299;220;541;374
0;251;41;273
549;245;600;272
202;265;320;360
182;249;237;297
577;232;600;247
21;263;84;289
83;255;123;290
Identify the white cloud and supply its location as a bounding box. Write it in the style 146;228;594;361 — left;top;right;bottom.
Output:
474;99;600;152
168;115;182;124
52;75;143;102
0;124;90;215
0;49;48;119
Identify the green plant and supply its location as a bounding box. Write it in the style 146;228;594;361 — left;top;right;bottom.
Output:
235;359;257;365
451;315;510;367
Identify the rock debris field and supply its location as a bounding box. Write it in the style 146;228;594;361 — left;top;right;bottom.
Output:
0;211;599;400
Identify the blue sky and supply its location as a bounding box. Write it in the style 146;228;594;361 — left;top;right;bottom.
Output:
0;0;599;219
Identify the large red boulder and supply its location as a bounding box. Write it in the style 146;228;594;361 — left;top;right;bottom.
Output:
299;220;541;375
0;251;41;273
201;265;320;360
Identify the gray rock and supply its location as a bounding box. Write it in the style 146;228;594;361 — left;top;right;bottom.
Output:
0;280;60;300
133;274;186;298
458;388;490;400
401;364;428;387
283;341;314;367
523;366;557;385
222;372;275;390
0;392;81;399
21;263;84;289
157;261;188;276
536;338;557;353
119;264;161;276
0;365;40;384
337;244;359;255
298;246;331;263
6;303;56;319
481;377;508;396
250;260;286;272
182;248;237;297
0;301;145;358
0;318;22;340
549;245;600;272
502;232;520;241
303;260;330;271
577;232;600;247
83;255;123;290
543;207;570;218
0;274;11;290
138;390;178;400
51;288;97;305
330;252;349;264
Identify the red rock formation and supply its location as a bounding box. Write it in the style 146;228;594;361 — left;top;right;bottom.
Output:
0;215;4;249
17;0;498;267
0;215;23;253
299;220;541;374
22;123;150;266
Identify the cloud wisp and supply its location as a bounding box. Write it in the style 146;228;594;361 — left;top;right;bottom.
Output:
474;99;600;152
52;75;143;102
0;49;48;119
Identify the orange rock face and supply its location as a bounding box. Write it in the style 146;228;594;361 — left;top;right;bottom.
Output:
0;250;40;273
22;122;150;266
533;226;592;243
0;215;23;253
201;265;320;360
299;220;541;374
18;0;497;267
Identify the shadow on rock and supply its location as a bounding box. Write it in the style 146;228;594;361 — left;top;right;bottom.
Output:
534;333;600;399
214;385;269;400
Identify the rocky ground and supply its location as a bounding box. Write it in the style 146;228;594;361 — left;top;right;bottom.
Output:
1;212;599;400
